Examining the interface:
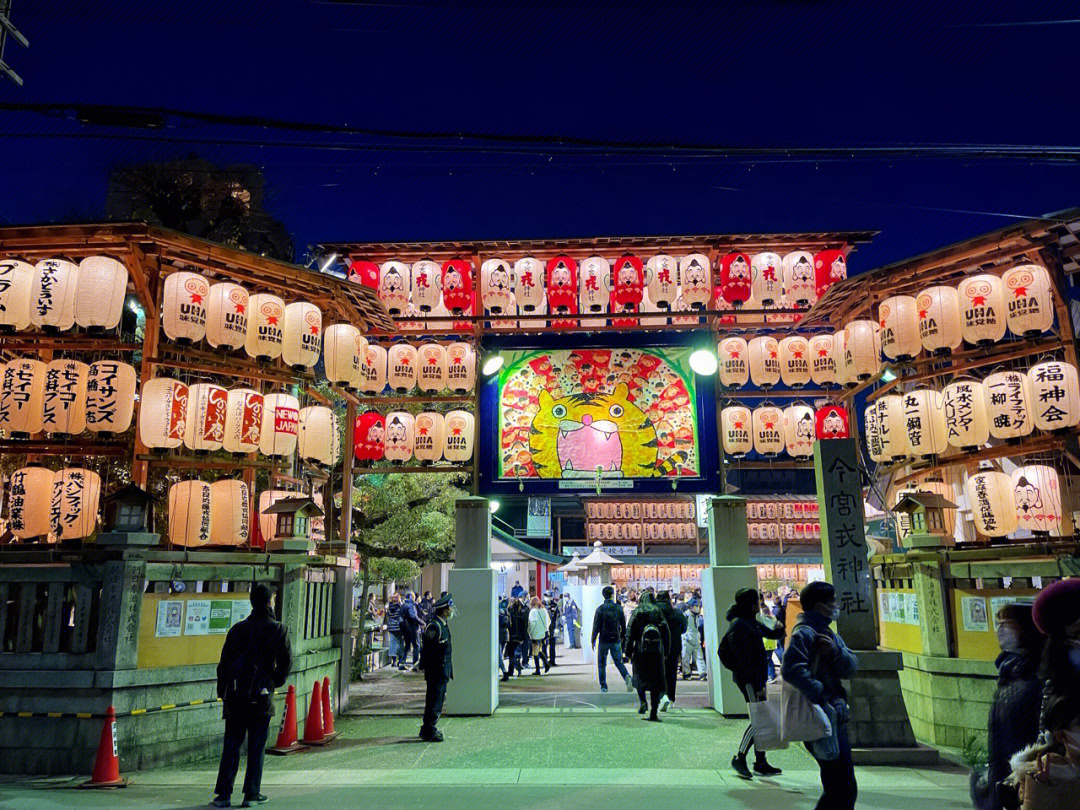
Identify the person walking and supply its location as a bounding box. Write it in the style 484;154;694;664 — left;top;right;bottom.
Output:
719;588;786;780
418;593;455;742
528;596;551;674
626;591;669;721
546;595;561;667
384;593;403;669
781;581;859;810
212;583;291;809
655;590;687;711
591;585;633;693
681;602;706;679
400;591;423;671
507;595;529;678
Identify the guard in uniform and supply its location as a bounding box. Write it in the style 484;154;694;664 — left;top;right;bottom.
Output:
419;593;454;742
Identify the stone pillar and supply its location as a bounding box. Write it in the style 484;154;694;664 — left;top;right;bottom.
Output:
911;555;950;658
700;495;758;715
444;497;498;716
331;562;353;713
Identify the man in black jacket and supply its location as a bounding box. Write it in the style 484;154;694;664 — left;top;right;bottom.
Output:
419;593;454;742
506;596;529;678
591;586;632;693
212;583;292;808
655;590;687;711
546;595;561;668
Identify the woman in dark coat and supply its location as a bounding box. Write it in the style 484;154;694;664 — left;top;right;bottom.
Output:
626;592;670;722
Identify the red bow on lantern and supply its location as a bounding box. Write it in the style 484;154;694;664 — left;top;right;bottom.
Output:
971;295;987;306
1013;287;1027;297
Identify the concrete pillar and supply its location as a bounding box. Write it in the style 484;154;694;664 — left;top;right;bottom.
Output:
444;497;498;716
701;495;757;715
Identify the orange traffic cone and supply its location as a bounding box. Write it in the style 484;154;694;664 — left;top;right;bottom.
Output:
80;706;127;788
301;681;326;745
320;677;338;741
267;685;307;755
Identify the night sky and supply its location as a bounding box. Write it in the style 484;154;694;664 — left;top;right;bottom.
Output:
2;1;1080;271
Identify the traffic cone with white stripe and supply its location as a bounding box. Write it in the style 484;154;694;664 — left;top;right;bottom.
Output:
320;677;338;742
80;706;127;788
301;682;327;745
267;685;307;755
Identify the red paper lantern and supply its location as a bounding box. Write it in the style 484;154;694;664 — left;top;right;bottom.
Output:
611;255;645;312
353;411;385;462
814;249;847;299
348;260;380;290
545;255;578;314
441;259;474;315
815;405;850;440
720;253;752;306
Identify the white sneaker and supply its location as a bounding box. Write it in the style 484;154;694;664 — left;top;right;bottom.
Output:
659;695;671;712
624;674;634;692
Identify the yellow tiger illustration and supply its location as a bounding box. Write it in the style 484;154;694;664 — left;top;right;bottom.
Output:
529;383;686;478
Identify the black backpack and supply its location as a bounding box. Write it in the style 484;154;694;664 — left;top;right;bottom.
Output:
597;606;621;643
223;647;268;709
718;625;740;674
640;622;664;656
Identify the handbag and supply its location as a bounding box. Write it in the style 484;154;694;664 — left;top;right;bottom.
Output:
747;681;788;752
780;678;832;743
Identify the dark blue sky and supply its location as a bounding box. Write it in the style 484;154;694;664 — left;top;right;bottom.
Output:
2;1;1079;270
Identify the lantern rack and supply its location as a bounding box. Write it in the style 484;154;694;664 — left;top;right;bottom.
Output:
0;334;141;354
135;453;291;471
724;459;815;470
352;464;473;476
719;389;833;400
0;440;129;457
352;395;475;405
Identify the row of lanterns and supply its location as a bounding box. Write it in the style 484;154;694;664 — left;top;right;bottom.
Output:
719;404;850;458
7;467;101;540
167;479;251;547
342;341;476;395
863;360;1080;462
0;257;130;332
354;410;475;464
0;359;136;437
964;464;1064;537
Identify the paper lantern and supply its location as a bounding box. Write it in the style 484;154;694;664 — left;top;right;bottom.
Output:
717;337;749;388
0;358;45;437
353;411;385;461
256;489;291;548
831;330;852;387
416;342;448;393
942;379;990;450
751;252;783;305
223;388;262;455
323;323;365;390
348;260;379;290
813;249;847;299
242;293;284;362
545;255;578;317
210;479;250;546
902;388;947;458
720;253;752;306
670;295;699;326
42;359;88;436
8;466;54;539
782;251;816;306
161;270;208;344
387;342;418;392
298;405;339;466
383;410;415;463
815;405;850;440
183;383;227;452
879;295;921;362
260;391;299;458
378;261;411;315
916;286;963;355
168;480;213;547
30;258;79;332
748;336;781;388
752;405;784;456
281;301;322;370
783;404;815;456
579;256;611;315
1011;465;1062;535
513;257;546;313
414;411;446;462
965;471;1018;537
360;343;388;394
480;258;514;314
490;298;519;330
646;254;679;309
410;259;441;312
138;378;188;449
1029;360;1080;431
50;468;101;540
609;254;645;313
0;259;33;331
808;334;836;387
443;409;474;462
205;282;249;350
446;342;476;393
441;259;474;315
720;405;753;457
779;336;811;388
842;320;881;382
1004;264;1055;337
864;399;888;462
74;256;128;330
985;370;1036;440
85;361;136;433
876;393;910;459
959;274;1006;345
679;254;712;309
550;293;579;330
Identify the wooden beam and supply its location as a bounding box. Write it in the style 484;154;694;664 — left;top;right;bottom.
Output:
354;465;473;475
124;243;158;322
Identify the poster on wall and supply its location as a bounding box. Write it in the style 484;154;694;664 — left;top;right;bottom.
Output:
497;349;700;481
526;496;551;537
962;595;989;632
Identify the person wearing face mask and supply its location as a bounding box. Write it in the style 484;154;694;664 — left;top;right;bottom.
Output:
781;581;859;810
1031;578;1080;729
418;593;455;742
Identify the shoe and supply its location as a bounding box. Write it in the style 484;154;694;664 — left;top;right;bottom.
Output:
398;665;405;671
535;670;542;676
753;760;782;776
419;729;444;742
545;664;551;673
731;756;754;780
638;701;647;714
500;675;509;682
600;686;608;693
647;714;661;722
624;674;634;692
210;798;231;808
242;795;268;807
659;695;671;712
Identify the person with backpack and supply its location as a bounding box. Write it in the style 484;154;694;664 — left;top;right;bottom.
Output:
655;590;687;711
626;591;670;721
781;581;860;810
507;595;529;678
212;583;292;809
591;585;633;693
719;588;786;780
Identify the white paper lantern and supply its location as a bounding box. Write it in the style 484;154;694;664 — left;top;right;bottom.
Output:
902;388;947;458
808;334;836;387
752;406;785;456
413;411;446;462
282;301;322;370
50;468;101;540
1011;465;1061;535
74;256;128;330
864;398;888;462
879;295;921;362
843;320;882;382
1029;360;1080;431
1004;264;1055;337
779;336;811;388
245;293;285;361
168;480;213;548
916;286;963;355
577;256;610;316
360;343;388;394
298;405;339;466
679;254;712;309
446;342;476;393
480;258;514;315
223;388;263;455
0;259;34;331
443;409;474;462
959;274;1007;346
0;358;46;437
720;405;753;457
717;337;749;388
257;489;291;546
205;282;249;350
8;466;54;539
985;370;1036;440
384;411;415;463
832;330;852;387
138;378;188;450
403;259;436;312
417;342;448;392
876;393;910;460
748;336;781;388
514;257;546;312
782;251;816;307
210;479;250;546
387;343;418;393
942;379;990;450
646;254;679;309
965;471;1018;538
783;404;815;457
379;260;411;315
184;383;228;452
490;298;519;330
30;259;79;332
397;301;425;333
42;359;88;436
86;360;137;433
751;252;783;305
161;271;209;344
260;391;300;458
323;323;365;390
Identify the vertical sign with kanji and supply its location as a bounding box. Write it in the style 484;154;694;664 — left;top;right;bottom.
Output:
813;438;877;650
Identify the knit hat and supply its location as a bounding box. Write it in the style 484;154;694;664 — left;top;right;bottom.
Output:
1032;578;1080;636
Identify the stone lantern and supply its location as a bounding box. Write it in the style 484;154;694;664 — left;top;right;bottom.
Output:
578;541;622;586
94;483;159;547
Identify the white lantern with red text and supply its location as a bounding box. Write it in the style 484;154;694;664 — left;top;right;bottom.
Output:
579;256;611;316
879;295;921;362
965;471;1018;538
514;257;546;313
417;342;448;393
387;342;418;392
782;251;816;306
809;334;836;387
718;337;749;388
1012;465;1062;535
384;411;415;463
323;323;365;390
679;254;712;309
832;330;852;387
75;256;128;330
205;282;249;350
410;260;441;312
942;379;990;450
748;336;781;388
0;259;33;331
443;410;474;462
843;320;881;382
30;259;79;332
480;258;514;315
223;388;263;455
751;252;783;305
42;359;88;436
210;479;249;546
298;406;339;466
720;405;753;457
986;370;1036;440
86;360;136;433
260;391;299;458
379;261;411;315
360;343;388;394
903;388;948;458
8;467;54;539
646;254;679;309
245;293;285;361
257;490;290;548
783;404;815;457
877;393;910;460
0;358;46;437
184;383;228;452
1029;360;1080;431
1004;264;1055;337
413;411;445;462
162;270;208;344
138;378;188;449
779;336;811;388
446;342;475;393
168;480;213;547
50;468;101;540
752;405;785;456
282;301;322;370
959;274;1007;345
917;286;963;355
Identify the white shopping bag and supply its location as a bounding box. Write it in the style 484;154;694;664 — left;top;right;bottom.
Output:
780;678;832;743
747;680;788;751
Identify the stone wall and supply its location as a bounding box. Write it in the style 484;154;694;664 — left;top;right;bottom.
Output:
897;651;997;750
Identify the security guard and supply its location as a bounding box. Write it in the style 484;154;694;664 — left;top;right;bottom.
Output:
419;592;454;742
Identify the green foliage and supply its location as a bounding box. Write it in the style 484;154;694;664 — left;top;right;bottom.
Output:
352;472;465;567
960;732;989;769
367;557;420;584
